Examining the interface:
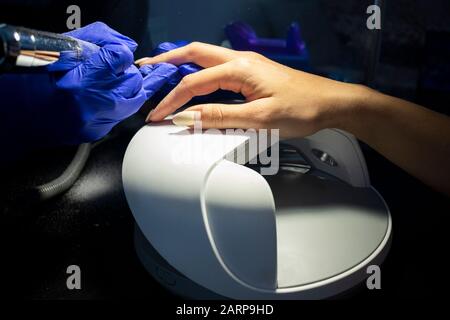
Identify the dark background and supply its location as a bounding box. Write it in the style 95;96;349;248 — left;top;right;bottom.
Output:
0;0;449;299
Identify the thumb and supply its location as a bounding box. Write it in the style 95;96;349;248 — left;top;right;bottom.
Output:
171;101;266;129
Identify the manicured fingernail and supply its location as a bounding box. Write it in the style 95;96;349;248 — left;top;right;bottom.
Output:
134;57;148;65
145;109;155;123
172;111;201;127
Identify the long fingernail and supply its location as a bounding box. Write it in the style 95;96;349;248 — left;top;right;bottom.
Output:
172;111;201;127
145;109;155;123
135;57;149;65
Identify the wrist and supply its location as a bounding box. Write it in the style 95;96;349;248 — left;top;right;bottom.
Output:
327;83;382;138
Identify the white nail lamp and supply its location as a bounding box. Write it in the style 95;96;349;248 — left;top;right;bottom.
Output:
122;122;391;299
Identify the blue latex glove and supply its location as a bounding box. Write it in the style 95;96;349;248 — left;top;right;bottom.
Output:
152;41;202;78
0;22;174;158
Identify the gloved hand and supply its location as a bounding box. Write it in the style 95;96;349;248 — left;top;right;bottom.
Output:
0;22;174;156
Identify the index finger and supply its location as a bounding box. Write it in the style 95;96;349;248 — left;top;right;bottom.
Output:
147;61;244;122
135;42;239;68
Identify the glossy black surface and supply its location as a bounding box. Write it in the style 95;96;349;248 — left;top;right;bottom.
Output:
0;114;175;299
1;113;448;299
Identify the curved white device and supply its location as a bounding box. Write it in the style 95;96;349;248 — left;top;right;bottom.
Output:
122;122;391;299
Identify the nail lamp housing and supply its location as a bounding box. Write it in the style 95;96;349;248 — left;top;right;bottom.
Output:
122;123;391;299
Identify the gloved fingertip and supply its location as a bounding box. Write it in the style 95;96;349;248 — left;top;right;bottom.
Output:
151;42;178;56
140;63;181;100
120;37;138;53
173;40;190;48
94;21;138;51
88;21;110;31
178;63;202;77
100;44;134;74
139;62;179;78
152;40;190;56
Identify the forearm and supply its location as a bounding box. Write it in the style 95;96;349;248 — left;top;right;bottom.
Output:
336;85;450;195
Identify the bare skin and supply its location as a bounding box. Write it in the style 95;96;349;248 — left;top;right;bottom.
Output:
136;42;450;196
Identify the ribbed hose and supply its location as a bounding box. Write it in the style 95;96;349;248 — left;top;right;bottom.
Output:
35;143;91;201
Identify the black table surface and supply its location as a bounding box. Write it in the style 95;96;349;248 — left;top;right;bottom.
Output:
0;114;448;300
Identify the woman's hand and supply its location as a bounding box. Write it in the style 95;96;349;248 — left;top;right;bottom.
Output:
138;42;450;195
136;42;364;138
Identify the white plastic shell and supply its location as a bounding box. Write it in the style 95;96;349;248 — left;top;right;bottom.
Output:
122;123;391;299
